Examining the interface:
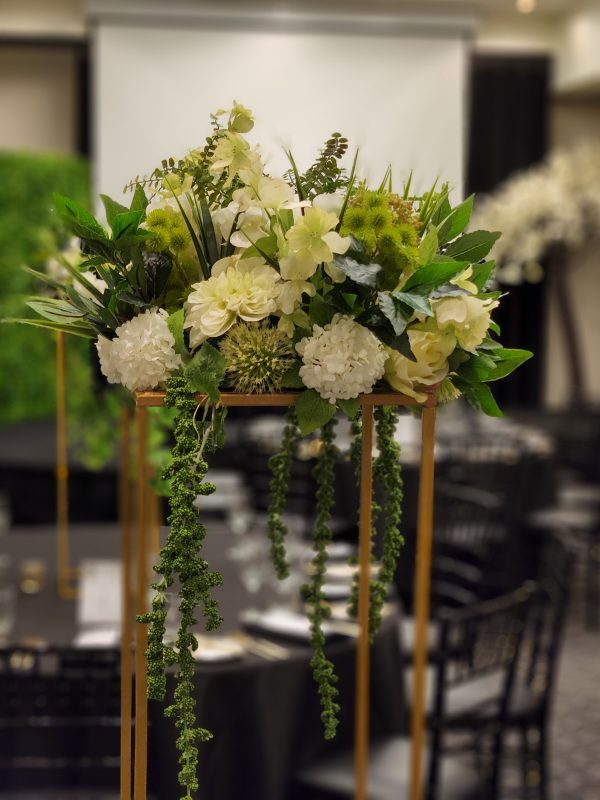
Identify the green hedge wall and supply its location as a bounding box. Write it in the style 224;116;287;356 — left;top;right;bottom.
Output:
0;151;93;424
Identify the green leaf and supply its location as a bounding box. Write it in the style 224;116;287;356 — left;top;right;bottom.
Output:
284;149;306;202
167;309;188;359
341;292;358;309
456;352;497;382
357;308;416;360
294;389;337;436
487;348;533;381
183;343;227;403
333;254;382;287
198;192;219;266
169;190;210;280
378;292;409;336
437;194;474;244
281;362;304;389
471;260;496;290
111;209;144;240
392;291;433;317
489;320;501;336
338;397;360;419
402;260;469;293
418;226;438;266
27;298;85;321
309;294;335;327
430;193;451;227
454;379;503;417
240;234;278;261
2;317;96;338
445;230;501;263
53;193;107;240
100;194;128;229
129;185;149;213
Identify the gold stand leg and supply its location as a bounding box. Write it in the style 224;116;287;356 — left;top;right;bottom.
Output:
56;331;77;600
120;407;134;800
354;403;374;800
134;405;149;800
410;405;437;800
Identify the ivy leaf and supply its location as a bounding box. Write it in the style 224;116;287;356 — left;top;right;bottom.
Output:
338;398;360;419
378;292;409;336
445;230;501;263
418;227;438;266
487;348;533;381
167;309;188;360
281;362;304;389
402;259;469;293
295;389;337;436
333;254;382;287
454;378;503;417
184;343;227;403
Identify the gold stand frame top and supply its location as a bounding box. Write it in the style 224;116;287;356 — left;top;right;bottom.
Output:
125;388;437;800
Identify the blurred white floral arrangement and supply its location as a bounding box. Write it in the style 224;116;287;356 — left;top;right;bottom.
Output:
473;140;600;284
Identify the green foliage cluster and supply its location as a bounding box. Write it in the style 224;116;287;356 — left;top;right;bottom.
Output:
0;152;90;423
293;132;350;198
141;375;225;800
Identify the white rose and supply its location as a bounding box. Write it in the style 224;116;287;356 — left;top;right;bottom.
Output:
433;295;499;353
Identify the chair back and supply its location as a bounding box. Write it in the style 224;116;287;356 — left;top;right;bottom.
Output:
427;584;535;799
0;647;120;792
526;533;575;706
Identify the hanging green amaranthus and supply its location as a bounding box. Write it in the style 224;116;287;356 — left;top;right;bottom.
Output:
267;407;300;579
303;418;340;738
140;375;225;800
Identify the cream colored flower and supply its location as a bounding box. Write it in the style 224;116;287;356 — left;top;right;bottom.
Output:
276;280;316;315
433;295;499;353
212;202;240;243
184;258;280;347
296;314;387;402
281;206;350;280
384;326;456;402
96;309;183;392
209;131;260;185
229;207;270;249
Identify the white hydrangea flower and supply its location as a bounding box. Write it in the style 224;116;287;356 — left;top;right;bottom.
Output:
184;258;281;347
296;314;386;402
96;308;182;392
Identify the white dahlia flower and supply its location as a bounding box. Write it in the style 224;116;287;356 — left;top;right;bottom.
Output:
96;308;182;392
184;258;281;347
296;314;386;403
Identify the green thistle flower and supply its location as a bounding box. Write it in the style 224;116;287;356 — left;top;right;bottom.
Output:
437;378;462;405
146;207;190;254
220;323;297;394
367;209;391;232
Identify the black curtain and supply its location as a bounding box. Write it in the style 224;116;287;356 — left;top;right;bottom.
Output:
467;55;551;408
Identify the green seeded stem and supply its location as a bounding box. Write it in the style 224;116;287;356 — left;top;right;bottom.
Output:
266;407;300;579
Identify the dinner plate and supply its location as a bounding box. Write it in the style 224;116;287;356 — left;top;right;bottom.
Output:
193;635;246;662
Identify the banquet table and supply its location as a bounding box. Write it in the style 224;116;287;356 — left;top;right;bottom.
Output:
0;524;406;799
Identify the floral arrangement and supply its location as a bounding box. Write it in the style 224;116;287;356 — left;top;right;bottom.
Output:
472;139;600;285
14;103;531;799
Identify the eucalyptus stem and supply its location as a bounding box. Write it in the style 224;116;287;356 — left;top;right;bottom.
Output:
267;407;300;579
304;418;340;739
139;375;225;800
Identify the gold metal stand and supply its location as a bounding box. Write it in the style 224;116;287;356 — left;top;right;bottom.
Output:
126;390;437;800
120;407;134;800
55;331;78;599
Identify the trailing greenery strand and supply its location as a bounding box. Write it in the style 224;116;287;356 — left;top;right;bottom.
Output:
369;406;404;635
303;418;340;738
347;408;404;639
139;375;225;800
266;407;300;579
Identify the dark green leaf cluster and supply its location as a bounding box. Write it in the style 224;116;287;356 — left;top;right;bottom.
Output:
266;408;300;579
140;375;225;800
303;418;340;739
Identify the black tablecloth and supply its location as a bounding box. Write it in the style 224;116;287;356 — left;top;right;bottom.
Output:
2;524;406;799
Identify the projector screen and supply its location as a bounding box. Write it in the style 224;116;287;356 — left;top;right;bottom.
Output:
93;22;467;203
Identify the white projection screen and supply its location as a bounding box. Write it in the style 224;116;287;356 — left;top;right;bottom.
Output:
92;13;470;204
